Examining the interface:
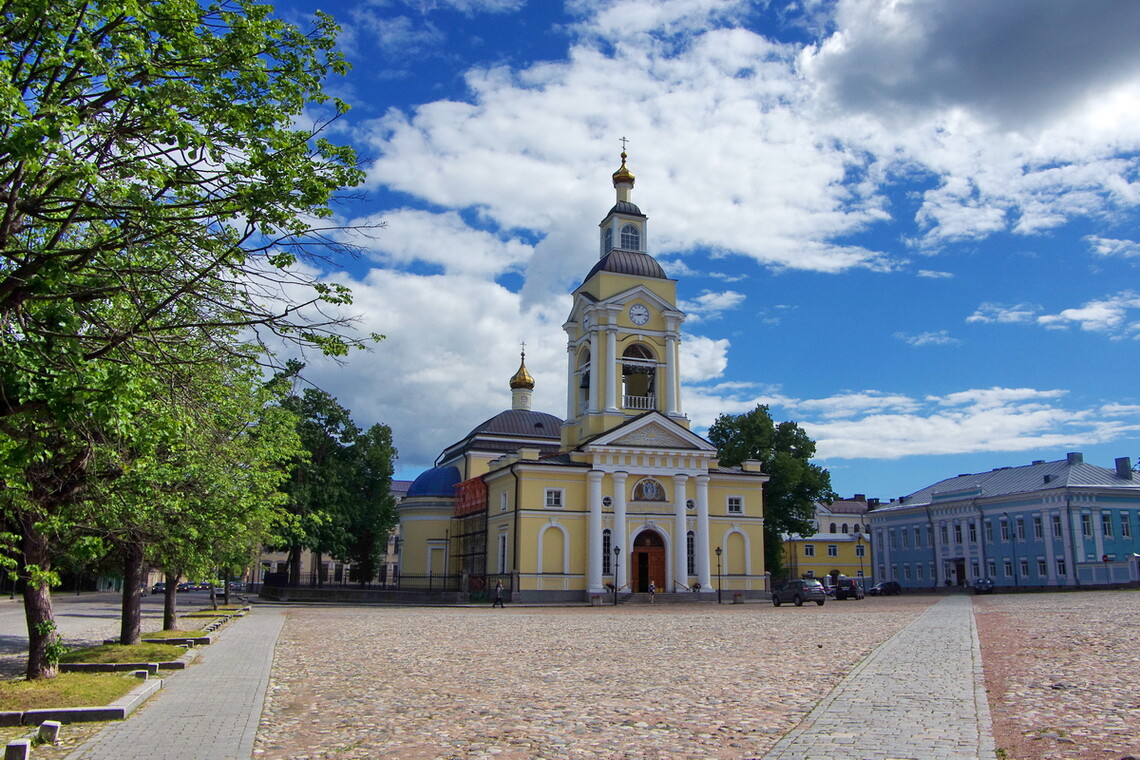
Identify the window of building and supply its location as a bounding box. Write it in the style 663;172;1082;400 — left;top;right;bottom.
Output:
602;496;613;508
620;223;640;250
727;496;743;514
940;525;949;545
804;544;815;557
878;565;886;579
914;527;922;548
889;530;897;549
1016;518;1025;540
827;544;838;557
953;524;962;544
855;543;865;557
500;492;508;512
602;529;612;574
927;526;933;547
1003;559;1013;577
1052;514;1062;538
987;559;996;578
686;499;695;511
984;520;993;543
971;561;979;578
1122;512;1132;539
830;522;837;533
497;532;508;574
686;531;695;575
633;478;665;502
1037;558;1046;576
545;488;563;508
916;563;924;580
1020;558;1029;577
841;523;848;534
903;564;911;580
621;345;657;411
603;226;613;253
901;530;909;549
1056;558;1067;575
1033;516;1043;539
1000;520;1010;541
968;522;977;543
1081;513;1092;537
1101;513;1113;537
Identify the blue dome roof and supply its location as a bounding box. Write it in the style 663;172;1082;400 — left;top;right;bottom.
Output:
407;465;461;498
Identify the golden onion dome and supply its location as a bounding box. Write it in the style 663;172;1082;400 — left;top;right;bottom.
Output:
509;351;534;390
612;150;635;186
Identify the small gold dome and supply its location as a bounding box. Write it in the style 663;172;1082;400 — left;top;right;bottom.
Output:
509;351;534;390
612;150;635;186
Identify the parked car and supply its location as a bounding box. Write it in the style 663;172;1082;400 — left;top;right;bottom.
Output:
868;581;902;596
151;582;166;595
176;581;196;592
772;579;827;607
834;577;865;600
973;577;995;594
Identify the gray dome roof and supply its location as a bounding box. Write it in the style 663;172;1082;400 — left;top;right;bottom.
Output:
407;465;462;498
606;201;644;217
584;250;667;281
466;409;562;439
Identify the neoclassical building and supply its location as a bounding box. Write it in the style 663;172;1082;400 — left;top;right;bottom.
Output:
399;152;769;602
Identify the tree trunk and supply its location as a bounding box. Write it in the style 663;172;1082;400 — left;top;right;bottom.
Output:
119;541;144;644
163;571;179;631
287;544;302;585
222;570;231;606
20;524;58;680
314;551;323;586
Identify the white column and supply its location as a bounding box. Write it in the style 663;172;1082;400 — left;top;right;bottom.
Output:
613;471;628;591
587;470;605;592
696;474;712;591
588;329;599;413
664;332;678;415
605;327;618;411
673;474;689;590
565;344;576;420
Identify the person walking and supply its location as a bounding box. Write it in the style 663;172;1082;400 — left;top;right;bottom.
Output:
492;580;505;608
648;580;656;603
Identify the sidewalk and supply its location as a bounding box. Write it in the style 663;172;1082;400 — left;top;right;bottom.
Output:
762;593;996;760
64;606;285;760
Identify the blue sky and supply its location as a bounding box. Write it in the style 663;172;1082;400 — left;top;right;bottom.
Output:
275;0;1140;500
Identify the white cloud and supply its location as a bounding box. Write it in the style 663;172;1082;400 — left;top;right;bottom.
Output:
1036;292;1140;333
917;269;954;279
1085;235;1140;259
679;335;730;383
894;330;960;347
679;290;746;322
967;302;1040;325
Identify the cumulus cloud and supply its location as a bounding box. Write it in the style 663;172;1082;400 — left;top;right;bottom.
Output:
679;290;746;322
968;293;1140;337
1086;235;1140;259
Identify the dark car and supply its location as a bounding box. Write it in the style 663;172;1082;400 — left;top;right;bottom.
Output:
973;577;995;594
772;578;827;607
151;582;166;595
834;577;865;600
868;581;902;596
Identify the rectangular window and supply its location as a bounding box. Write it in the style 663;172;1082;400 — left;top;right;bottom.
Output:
1122;513;1132;538
901;529;909;548
545;489;563;508
1000;520;1010;541
1003;559;1013;577
940;525;949;545
903;564;911;580
1037;558;1046;576
1052;514;1062;538
984;520;993;542
927;526;933;547
914;527;922;548
500;492;508;512
968;522;977;543
827;544;838;557
1081;514;1092;537
686;532;695;576
602;530;612;574
1020;559;1029;577
1056;558;1067;575
986;559;996;577
498;532;508;574
855;544;866;557
804;544;815;557
971;561;979;578
1101;513;1113;537
889;531;897;549
916;563;924;580
1033;516;1043;539
727;496;743;514
953;524;962;544
1016;519;1025;540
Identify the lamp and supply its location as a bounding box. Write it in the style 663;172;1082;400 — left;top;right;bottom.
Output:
613;546;621;606
715;546;723;604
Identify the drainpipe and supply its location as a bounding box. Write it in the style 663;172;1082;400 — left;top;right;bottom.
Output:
512;462;521;601
1065;494;1079;588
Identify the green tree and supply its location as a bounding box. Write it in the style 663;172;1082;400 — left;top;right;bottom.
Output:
275;387;397;586
708;405;836;577
0;0;373;678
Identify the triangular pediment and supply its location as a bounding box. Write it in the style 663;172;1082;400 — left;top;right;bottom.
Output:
583;412;715;453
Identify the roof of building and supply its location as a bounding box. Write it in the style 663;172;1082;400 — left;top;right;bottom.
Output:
465;409;562;439
406;465;462;498
874;453;1139;512
606;200;645;217
823;498;869;515
583;250;668;281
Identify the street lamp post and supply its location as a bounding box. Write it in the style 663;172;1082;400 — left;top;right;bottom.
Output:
857;534;864;589
613;546;621;606
715;546;723;604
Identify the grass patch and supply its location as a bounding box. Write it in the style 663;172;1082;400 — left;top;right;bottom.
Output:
181;611;226;618
0;672;140;711
144;629;208;639
59;643;185;664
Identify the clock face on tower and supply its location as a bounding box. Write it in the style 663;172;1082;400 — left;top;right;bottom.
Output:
628;303;650;325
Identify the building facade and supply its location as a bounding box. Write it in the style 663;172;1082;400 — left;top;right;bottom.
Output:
784;496;873;589
867;453;1140;590
399;152;770;602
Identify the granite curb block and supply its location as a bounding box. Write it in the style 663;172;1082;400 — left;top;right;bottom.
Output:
2;678;163;727
60;646;201;674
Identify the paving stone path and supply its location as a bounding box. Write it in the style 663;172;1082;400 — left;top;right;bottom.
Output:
762;594;995;760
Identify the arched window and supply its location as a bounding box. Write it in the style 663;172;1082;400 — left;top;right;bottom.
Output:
620;223;640;250
830;522;837;533
603;226;613;254
633;478;666;502
577;348;591;415
621;344;656;411
842;523;849;534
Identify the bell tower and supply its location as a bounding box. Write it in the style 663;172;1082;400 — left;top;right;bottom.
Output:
561;148;687;450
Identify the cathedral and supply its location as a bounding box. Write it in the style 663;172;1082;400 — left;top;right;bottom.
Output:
398;152;769;602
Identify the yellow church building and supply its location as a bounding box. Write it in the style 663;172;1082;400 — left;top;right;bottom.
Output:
399;152;770;602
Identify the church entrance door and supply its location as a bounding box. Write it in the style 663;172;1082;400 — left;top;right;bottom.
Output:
632;530;666;592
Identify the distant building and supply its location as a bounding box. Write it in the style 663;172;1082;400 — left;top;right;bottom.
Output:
785;496;873;588
867;453;1140;589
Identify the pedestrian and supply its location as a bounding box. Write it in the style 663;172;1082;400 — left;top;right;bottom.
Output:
492;579;505;608
648;580;656;603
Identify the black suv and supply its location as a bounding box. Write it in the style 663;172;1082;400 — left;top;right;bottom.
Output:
834;577;864;600
868;581;902;596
